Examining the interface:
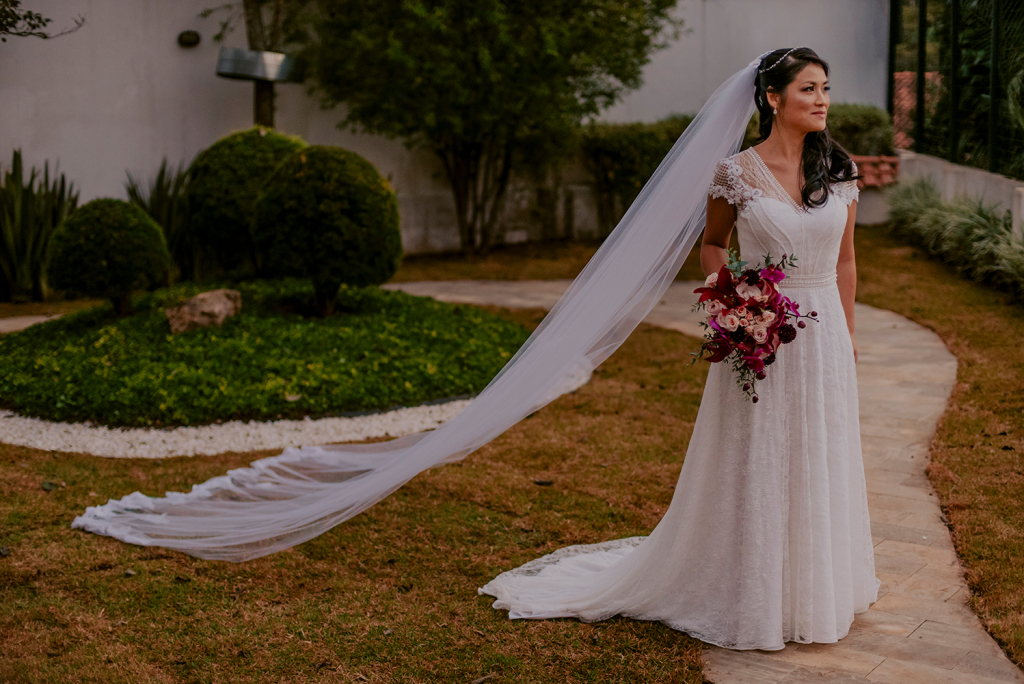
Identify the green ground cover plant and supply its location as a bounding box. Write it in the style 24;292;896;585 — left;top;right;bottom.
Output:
0;280;528;427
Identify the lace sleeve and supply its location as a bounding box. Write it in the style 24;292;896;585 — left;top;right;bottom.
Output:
832;160;860;206
708;157;758;211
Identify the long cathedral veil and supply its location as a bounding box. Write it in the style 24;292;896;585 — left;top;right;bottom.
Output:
72;56;763;562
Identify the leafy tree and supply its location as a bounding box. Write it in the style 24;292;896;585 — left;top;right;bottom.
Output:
312;0;681;253
0;0;84;42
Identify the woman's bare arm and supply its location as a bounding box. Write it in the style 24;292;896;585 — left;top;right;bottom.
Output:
836;200;858;362
701;195;737;277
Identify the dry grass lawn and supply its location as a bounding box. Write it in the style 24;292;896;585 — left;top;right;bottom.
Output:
0;303;710;683
7;221;1024;680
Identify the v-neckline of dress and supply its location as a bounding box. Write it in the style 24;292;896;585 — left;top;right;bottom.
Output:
749;148;807;214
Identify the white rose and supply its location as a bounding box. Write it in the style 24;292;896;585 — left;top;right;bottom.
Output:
752;325;769;344
706;299;724;315
736;282;761;300
717;312;741;332
705;272;719;287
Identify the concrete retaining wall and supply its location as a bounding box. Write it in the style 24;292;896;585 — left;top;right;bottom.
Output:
897;150;1024;235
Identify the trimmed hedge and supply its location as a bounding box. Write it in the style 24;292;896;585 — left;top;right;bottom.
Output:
579;115;694;233
184;126;306;276
0;279;529;427
888;178;1024;300
826;104;896;156
253;146;402;315
47;198;169;314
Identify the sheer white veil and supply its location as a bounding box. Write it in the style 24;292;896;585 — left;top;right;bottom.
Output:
72;55;764;561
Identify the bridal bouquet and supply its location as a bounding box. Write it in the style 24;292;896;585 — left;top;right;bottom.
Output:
692;252;817;402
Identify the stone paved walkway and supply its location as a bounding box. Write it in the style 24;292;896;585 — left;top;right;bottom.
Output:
385;280;1023;684
0;314;60;334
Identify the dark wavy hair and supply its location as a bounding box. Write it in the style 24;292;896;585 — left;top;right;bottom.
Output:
755;47;860;208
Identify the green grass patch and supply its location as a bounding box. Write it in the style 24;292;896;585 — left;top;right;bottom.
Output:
0;280;529;427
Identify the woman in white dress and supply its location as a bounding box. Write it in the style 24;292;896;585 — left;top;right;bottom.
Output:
73;49;876;651
478;47;880;651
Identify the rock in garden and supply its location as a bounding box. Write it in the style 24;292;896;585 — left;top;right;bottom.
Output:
165;289;242;335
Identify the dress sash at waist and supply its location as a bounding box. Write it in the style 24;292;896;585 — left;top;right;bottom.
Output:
779;272;837;289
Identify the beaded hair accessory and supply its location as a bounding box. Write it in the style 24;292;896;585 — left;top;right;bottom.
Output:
758;47;803;74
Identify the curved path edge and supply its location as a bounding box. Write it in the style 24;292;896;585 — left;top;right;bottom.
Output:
383;280;1022;684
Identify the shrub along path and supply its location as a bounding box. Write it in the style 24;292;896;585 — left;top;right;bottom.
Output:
385;279;1022;683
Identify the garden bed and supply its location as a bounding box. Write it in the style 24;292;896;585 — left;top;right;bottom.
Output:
0;280;529;428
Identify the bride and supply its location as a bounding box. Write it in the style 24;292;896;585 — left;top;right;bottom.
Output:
477;47;878;651
73;48;877;651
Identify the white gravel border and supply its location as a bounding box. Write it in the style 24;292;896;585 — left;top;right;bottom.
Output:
0;400;471;459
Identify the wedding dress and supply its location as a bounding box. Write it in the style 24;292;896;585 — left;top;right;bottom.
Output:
71;57;877;642
478;148;879;651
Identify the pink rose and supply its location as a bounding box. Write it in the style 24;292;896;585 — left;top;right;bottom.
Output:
752;325;769;344
706;299;724;315
736;282;760;300
760;311;776;325
717;312;741;332
704;272;718;287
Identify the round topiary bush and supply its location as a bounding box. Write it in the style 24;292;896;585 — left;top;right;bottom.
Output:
47;198;170;315
185;126;306;276
253;145;402;315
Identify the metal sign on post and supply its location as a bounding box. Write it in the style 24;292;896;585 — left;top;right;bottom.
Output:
215;47;302;83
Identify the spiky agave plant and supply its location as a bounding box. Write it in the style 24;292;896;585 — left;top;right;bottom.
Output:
125;159;195;281
0;150;78;302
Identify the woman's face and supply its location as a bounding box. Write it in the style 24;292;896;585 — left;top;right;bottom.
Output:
769;64;830;134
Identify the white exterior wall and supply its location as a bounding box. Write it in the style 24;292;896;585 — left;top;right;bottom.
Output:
0;0;890;253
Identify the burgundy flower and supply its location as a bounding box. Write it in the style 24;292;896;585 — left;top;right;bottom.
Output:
763;352;777;366
778;323;797;344
743;355;765;373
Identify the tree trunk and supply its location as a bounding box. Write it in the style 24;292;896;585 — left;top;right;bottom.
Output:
255;80;275;127
111;294;132;316
314;280;339;317
439;141;515;255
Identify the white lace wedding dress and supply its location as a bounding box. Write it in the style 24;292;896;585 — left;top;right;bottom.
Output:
478;148;879;651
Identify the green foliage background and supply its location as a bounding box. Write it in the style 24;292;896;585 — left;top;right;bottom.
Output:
0;280;528;427
311;0;680;251
888;178;1024;300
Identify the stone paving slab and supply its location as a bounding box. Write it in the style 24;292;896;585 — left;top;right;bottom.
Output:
0;314;60;333
384;280;1023;684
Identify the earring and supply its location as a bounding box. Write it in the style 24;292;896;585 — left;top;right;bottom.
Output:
773;108;778;115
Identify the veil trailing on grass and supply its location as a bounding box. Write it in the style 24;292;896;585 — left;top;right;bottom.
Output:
72;56;763;562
